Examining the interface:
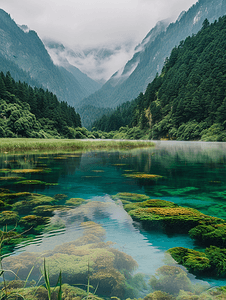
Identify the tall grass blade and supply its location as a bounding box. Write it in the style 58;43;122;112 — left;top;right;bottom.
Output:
43;258;51;300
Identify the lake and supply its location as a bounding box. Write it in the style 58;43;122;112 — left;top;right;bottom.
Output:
1;140;226;298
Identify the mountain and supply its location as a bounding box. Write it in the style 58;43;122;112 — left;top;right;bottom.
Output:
44;40;102;91
79;0;226;127
93;15;226;141
0;9;100;107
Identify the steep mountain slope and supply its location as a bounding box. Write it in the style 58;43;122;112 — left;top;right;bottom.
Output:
0;9;100;107
79;0;226;121
93;15;226;141
44;40;101;94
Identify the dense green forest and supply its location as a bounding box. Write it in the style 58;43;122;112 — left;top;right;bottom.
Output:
0;71;83;138
93;16;226;141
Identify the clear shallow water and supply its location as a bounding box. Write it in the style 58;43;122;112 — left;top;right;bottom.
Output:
1;141;226;293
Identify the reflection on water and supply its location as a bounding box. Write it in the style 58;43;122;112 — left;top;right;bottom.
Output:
1;141;226;298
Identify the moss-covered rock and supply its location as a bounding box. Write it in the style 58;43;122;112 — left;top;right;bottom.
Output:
128;206;223;234
19;215;50;229
149;266;193;296
32;205;69;216
189;223;226;247
124;199;178;212
65;198;87;207
168;246;226;278
11;168;51;174
12;193;58;213
53;194;68;201
112;192;151;203
0;176;25;181
167;247;211;275
144;291;175;300
0;191;31;204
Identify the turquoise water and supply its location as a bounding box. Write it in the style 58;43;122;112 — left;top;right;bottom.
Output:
1;141;226;295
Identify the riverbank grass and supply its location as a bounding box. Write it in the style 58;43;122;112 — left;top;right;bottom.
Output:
0;138;154;153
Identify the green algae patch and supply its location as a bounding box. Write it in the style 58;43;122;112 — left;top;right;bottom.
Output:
14;180;58;186
66;198;87;207
160;186;199;196
0;210;19;226
11;168;51;174
124;199;178;212
32;205;70;216
12;193;59;213
123;173;163;180
128;206;224;233
189;223;226;247
19;215;50;229
168;246;226;278
54;194;68;201
0;169;10;173
0;176;25;181
112;192;151;203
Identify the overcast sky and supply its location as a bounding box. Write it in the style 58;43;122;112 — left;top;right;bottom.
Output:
1;0;198;81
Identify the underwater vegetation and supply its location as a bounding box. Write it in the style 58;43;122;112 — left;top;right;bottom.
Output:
189;223;226;247
168;246;226;278
65;198;87;207
127;205;223;234
112;192;151;203
14;180;58;186
2;221;139;299
11;168;51;174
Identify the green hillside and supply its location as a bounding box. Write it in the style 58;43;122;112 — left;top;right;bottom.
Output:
93;16;226;141
0;72;81;138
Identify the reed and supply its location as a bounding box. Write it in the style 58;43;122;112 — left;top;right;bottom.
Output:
0;138;155;153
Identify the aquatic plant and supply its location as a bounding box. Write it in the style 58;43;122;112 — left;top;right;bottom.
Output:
0;211;19;226
11;168;51;174
54;194;68;201
19;215;50;230
144;291;175;300
149;266;193;296
32;205;69;216
112;192;150;203
0;177;25;181
65;198;87;207
12;194;59;213
167;247;211;275
124;199;178;212
123;173;163;181
168;246;226;278
14;180;58;186
128;206;223;233
189;223;226;247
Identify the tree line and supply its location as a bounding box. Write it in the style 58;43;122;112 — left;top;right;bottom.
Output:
0;71;81;138
93;17;226;141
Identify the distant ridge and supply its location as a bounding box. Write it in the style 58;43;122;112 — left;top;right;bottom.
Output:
79;0;226;127
0;9;100;107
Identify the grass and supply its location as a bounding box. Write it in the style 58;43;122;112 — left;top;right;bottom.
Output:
0;138;155;153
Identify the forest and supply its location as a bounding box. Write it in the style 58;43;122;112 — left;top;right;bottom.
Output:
93;17;226;141
0;71;82;139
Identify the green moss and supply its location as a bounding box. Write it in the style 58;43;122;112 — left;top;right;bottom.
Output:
167;246;226;278
128;206;224;234
112;192;150;202
32;205;69;216
14;180;58;186
189;223;226;247
0;191;31;204
167;247;211;275
123;173;163;181
54;194;68;201
65;198;87;207
11;168;51;174
149;266;193;295
124;199;178;212
0;176;25;181
12;194;58;213
144;291;175;300
0;210;19;226
19;215;50;229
